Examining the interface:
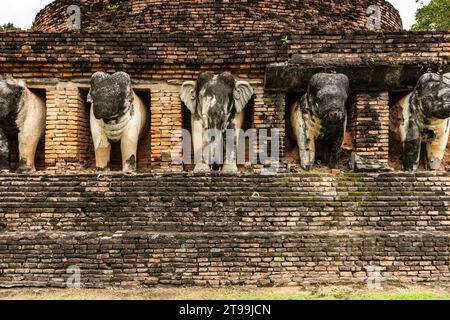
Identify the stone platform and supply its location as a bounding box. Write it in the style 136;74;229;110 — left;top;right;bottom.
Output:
0;172;449;287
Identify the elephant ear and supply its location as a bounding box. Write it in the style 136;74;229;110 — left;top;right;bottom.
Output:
234;81;254;113
443;73;450;85
88;71;109;103
416;73;441;92
90;71;109;87
0;78;24;118
180;81;197;113
335;73;350;94
113;71;133;103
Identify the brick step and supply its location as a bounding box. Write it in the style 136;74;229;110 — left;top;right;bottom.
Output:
1;208;450;232
0;230;448;288
1;173;450;233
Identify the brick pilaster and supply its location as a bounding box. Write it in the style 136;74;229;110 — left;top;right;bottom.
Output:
253;84;285;164
45;82;90;171
353;92;389;166
150;84;183;171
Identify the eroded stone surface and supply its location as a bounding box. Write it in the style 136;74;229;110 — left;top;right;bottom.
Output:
290;73;349;170
393;73;450;171
180;73;254;172
88;72;149;172
0;78;45;172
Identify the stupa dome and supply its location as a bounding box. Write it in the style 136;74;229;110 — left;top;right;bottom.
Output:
33;0;403;33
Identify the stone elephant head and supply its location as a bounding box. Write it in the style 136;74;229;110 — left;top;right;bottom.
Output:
180;72;254;172
290;73;349;170
307;73;349;123
414;73;450;119
0;77;46;172
87;71;133;121
0;77;24;120
398;73;450;171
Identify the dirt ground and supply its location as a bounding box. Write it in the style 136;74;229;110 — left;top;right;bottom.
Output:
1;284;449;300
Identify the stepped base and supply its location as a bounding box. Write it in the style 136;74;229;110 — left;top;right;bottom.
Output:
1;172;450;288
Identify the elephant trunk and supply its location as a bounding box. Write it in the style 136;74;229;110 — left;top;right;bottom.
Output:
93;104;118;121
326;108;346;123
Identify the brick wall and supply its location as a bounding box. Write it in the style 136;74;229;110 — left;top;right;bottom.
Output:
45;83;91;170
0;32;448;81
353;92;390;166
253;84;285;166
150;85;183;171
0;172;449;287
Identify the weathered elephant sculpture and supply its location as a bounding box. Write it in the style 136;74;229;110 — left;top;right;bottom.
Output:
0;77;46;172
290;73;349;170
394;73;450;171
180;72;254;172
88;72;149;172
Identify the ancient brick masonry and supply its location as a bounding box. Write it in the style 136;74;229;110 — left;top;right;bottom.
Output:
353;92;389;166
1;32;448;80
0;0;450;288
150;85;183;171
0;172;449;287
45;83;92;170
32;0;403;33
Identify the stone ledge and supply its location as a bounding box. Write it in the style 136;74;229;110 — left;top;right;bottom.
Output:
265;62;449;92
1;172;450;233
1;229;449;238
1;171;450;178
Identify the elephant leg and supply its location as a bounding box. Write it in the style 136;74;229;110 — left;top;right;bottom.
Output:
298;116;314;171
16;91;46;173
121;137;138;173
17;130;41;173
223;113;243;173
192;116;209;172
120;102;143;173
325;118;346;169
306;138;315;169
0;129;10;172
426;120;450;170
94;144;111;171
403;116;421;172
291;101;312;170
90;106;111;171
91;130;111;171
222;143;238;172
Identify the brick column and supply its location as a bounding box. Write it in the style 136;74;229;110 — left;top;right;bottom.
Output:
45;82;90;171
150;84;183;171
253;83;285;166
352;92;389;170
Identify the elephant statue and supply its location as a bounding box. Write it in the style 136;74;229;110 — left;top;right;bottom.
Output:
88;71;149;172
180;72;254;172
290;73;349;170
394;73;450;171
0;77;46;172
